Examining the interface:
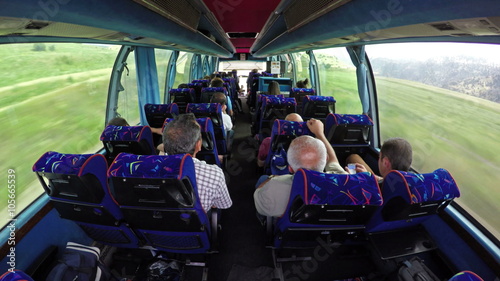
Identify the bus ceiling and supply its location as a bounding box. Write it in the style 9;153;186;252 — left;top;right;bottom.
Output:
1;0;500;58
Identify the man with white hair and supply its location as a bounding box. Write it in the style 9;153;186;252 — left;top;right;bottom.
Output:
254;118;346;217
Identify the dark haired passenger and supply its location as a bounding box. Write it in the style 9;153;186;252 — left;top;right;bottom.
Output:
107;117;129;126
209;77;233;116
210;92;233;132
267;81;281;96
163;113;232;212
296;78;309;88
347;137;412;183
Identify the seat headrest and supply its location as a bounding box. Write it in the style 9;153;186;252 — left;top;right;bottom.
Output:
169;88;193;94
201;87;226;93
304;95;336;103
294;169;383;206
448;271;484;281
272;120;311;137
144;103;178;114
383;169;460;203
187;103;221;114
196;117;214;133
327;113;373;125
108;153;193;179
32;151;98;175
100;125;152;142
192;79;209;84
262;96;296;106
291;88;315;94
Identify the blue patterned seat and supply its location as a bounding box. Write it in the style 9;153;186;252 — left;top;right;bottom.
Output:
449;271;484;281
271;169;382;248
325;113;373;160
186;103;229;155
162;117;221;167
107;153;217;254
187;82;203;102
100;125;156;164
200;86;227;101
32;151;139;248
259;96;297;141
144;103;179;128
301;95;336;121
192;79;210;87
169;88;195;113
200;87;232;113
290;87;315;109
366;168;460;233
264;119;312;175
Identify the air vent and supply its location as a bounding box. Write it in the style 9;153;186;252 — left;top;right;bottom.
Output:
284;0;351;32
226;32;258;38
430;23;457;31
132;0;200;31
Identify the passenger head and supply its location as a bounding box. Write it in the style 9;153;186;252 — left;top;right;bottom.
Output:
163;113;201;155
210;77;224;88
296;78;309;88
251;69;258;73
210;92;227;111
107;117;129;126
285;113;303;122
378;137;413;176
287;135;327;173
267;81;280;95
178;83;189;88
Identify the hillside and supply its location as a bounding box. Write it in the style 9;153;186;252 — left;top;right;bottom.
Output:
371;56;500;103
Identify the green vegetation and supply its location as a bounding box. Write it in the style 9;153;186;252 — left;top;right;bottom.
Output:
376;76;500;236
0;44;119;227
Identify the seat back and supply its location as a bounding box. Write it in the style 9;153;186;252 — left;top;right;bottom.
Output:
259;96;296;141
264;119;312;175
325;113;373;160
196;117;222;167
144;103;179;146
100;125;156;164
192;79;209;87
169;88;195;113
367;169;460;233
273;169;382;248
32;151;139;247
187;82;203;102
302;95;336;121
163;117;221;167
290;87;315;108
144;103;179;128
200;87;228;103
108;153;212;253
449;271;484;281
186;103;228;155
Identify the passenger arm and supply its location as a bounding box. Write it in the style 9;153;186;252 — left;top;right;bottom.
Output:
307;118;339;165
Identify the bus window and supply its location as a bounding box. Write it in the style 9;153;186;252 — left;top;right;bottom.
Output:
292;52;310;88
367;42;500;238
155;49;173;100
315;47;361;114
0;43;117;227
117;48;139;125
173;52;194;87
